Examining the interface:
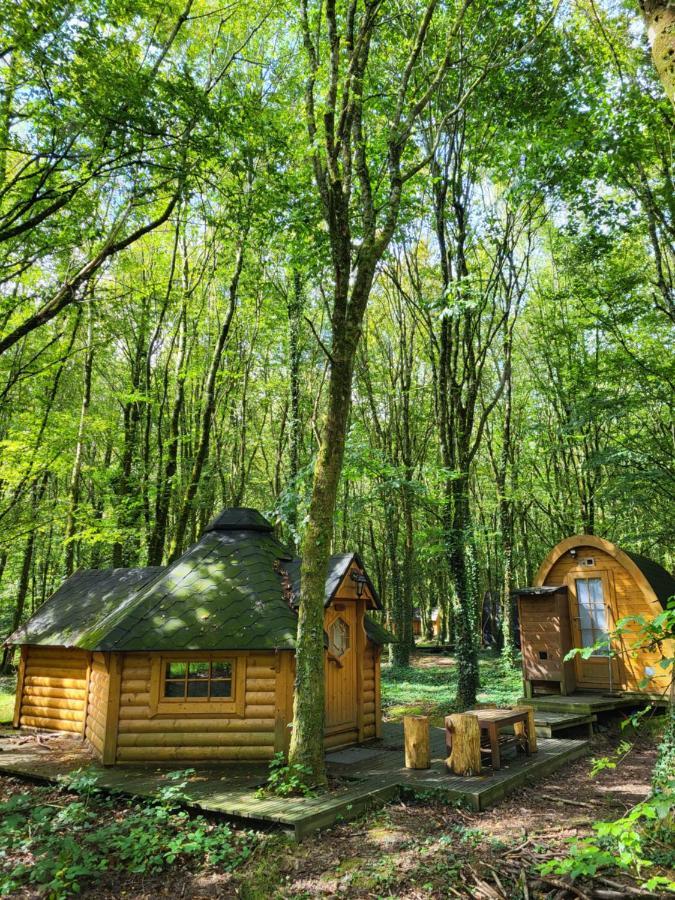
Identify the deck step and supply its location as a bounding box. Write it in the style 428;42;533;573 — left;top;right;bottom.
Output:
532;710;596;738
520;694;636;715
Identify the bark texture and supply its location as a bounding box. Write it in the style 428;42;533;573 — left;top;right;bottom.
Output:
640;1;675;105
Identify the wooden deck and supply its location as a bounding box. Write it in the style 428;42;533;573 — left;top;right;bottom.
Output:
0;722;589;840
532;709;596;738
525;691;663;738
524;692;645;716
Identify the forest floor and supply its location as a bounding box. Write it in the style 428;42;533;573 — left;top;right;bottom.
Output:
1;654;672;899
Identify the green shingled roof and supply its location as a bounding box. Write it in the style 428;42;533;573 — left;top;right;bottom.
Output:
8;567;163;648
364;615;393;645
96;529;298;652
8;509;392;651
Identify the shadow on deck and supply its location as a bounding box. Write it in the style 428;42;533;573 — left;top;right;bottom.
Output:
0;722;589;840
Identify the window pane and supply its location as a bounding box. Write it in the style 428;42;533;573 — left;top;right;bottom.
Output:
166;662;187;679
188;661;209;679
579;605;592;629
187;680;208;697
576;578;607;634
211;662;232;679
589;578;604;605
580;628;595;649
210;680;232;697
164;681;185;698
591;630;610;656
591;605;607;631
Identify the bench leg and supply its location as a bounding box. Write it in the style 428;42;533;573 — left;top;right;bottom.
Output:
488;724;501;770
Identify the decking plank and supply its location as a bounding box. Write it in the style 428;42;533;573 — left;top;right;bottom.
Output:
0;723;589;840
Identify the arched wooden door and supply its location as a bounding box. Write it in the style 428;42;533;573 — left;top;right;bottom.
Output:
324;602;358;737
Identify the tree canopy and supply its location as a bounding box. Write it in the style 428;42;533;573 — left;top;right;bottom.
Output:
0;0;673;752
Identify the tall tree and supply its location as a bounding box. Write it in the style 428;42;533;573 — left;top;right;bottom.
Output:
290;0;495;780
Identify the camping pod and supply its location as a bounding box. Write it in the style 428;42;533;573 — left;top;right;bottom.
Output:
7;509;391;764
516;535;674;698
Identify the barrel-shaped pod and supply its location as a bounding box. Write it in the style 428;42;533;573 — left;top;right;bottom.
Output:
542;540;674;694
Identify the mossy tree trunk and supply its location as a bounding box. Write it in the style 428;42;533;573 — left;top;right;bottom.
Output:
290;0;474;783
639;1;675;106
425;109;533;708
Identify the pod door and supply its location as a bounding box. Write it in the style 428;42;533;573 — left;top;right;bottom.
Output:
567;570;620;690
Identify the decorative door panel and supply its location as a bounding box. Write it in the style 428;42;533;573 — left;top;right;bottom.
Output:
324;602;358;733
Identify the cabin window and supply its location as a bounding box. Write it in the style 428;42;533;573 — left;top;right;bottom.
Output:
163;660;233;700
149;654;245;717
576;577;609;656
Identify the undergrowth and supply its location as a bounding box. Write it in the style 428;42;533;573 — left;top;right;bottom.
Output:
0;768;259;898
256;752;316;797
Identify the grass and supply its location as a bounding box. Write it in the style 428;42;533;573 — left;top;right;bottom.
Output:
381;651;522;724
0;676;15;724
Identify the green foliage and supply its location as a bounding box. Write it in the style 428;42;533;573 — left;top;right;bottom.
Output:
0;769;258;898
381;654;522;721
540;793;675;893
256;752;316;798
545;598;675;892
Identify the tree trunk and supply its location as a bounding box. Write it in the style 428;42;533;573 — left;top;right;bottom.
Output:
639;1;675;105
498;333;516;667
1;475;48;671
287;270;303;548
148;300;188;565
64;306;94;576
112;291;150;567
168;238;245;561
447;476;480;709
289;343;356;782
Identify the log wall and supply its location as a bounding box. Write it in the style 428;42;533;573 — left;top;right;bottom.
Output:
84;652;109;757
19;646;89;733
362;641;378;740
114;651;279;762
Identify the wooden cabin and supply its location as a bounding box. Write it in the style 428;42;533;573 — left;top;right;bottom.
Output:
516;535;675;699
7;508;390;764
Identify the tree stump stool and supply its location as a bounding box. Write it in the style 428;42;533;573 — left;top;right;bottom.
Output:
445;713;481;776
403;715;430;769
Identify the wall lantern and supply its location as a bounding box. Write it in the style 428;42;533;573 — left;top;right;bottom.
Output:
350;571;368;598
569;548;577;558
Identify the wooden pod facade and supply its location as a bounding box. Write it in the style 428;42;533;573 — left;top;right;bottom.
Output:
517;535;674;698
9;509;389;765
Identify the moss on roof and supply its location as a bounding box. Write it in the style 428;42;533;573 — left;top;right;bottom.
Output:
364;615;393;645
8;509;391;651
96;529;298;652
8;568;163;648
